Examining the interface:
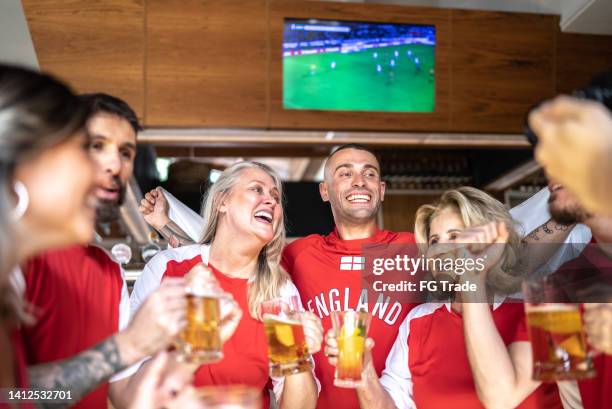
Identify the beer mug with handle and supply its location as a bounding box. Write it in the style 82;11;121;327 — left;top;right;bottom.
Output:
523;275;596;381
177;263;229;364
261;295;313;376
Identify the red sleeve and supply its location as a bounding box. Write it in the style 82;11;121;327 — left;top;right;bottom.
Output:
280;245;295;274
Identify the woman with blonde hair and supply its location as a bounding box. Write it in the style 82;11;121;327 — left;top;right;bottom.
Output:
325;186;561;408
123;161;322;409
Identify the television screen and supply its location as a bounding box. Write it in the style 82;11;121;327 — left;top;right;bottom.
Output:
283;18;436;112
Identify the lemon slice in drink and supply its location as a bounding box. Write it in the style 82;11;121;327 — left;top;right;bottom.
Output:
558;335;586;358
275;324;295;347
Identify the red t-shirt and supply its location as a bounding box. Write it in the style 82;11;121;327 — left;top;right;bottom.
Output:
130;244;301;409
282;228;419;409
380;302;562;409
553;239;612;409
22;245;128;409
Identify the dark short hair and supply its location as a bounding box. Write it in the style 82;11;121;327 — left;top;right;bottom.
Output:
324;143;382;178
328;143;380;163
79;93;141;133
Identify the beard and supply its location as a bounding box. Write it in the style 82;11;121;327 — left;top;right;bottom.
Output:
548;199;591;225
96;184;126;223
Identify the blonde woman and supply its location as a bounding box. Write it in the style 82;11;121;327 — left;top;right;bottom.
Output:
325;187;562;408
122;161;322;409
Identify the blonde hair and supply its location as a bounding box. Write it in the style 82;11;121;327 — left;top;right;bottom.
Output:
415;186;523;294
200;161;289;319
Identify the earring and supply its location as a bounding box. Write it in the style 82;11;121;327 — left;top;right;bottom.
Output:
11;180;29;221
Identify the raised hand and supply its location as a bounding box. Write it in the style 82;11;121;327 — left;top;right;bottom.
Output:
529;96;612;216
139;187;171;231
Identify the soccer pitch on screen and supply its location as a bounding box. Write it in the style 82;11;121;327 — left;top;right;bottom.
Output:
283;19;436;112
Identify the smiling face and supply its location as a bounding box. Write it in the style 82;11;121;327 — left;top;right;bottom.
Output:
427;206;465;247
218;167;282;245
320;148;385;226
425;206;466;282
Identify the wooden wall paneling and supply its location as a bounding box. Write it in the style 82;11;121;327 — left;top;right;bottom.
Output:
268;0;451;131
555;25;612;94
450;10;556;133
22;0;145;119
145;0;268;127
382;193;441;233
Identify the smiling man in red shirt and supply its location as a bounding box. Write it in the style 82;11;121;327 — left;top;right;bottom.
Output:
281;144;418;409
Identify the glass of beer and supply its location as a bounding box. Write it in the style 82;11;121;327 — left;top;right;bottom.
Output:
523;277;596;381
331;310;371;388
197;385;261;409
261;296;313;376
177;263;227;364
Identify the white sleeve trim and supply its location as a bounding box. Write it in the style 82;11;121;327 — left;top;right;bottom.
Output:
379;303;442;409
129;251;169;316
271;281;321;402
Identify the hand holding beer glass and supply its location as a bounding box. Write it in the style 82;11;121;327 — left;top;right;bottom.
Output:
523;276;596;381
326;310;372;388
261;295;318;376
177;263;242;364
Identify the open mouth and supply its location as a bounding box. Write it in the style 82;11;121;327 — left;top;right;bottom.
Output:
346;193;371;204
95;186;120;201
254;210;273;224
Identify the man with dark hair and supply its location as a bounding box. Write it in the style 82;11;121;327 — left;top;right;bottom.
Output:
80;93;141;222
22;93;187;409
535;180;612;409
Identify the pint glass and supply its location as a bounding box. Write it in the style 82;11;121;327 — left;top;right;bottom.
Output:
523;277;595;381
261;296;313;376
331;310;371;388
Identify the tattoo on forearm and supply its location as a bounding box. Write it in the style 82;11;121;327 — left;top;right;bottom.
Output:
523;220;572;243
543;222;554;235
526;227;541;241
28;336;125;409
